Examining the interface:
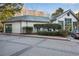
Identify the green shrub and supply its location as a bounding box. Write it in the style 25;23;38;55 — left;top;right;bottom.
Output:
23;27;33;33
37;31;54;36
58;30;68;37
37;30;68;37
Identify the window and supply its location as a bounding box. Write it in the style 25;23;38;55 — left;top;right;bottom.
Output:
65;18;72;32
67;12;70;16
5;24;12;33
73;22;77;30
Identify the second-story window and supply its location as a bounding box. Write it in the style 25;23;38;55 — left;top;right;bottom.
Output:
67;12;70;16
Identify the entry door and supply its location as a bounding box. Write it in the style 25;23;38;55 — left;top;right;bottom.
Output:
5;24;12;33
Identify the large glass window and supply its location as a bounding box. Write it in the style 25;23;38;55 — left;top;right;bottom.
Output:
5;24;12;33
65;18;72;32
73;22;77;30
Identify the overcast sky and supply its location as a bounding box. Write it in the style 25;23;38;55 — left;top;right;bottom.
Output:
24;3;79;14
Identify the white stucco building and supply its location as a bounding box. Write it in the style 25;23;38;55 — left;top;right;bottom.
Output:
3;15;49;33
3;9;78;33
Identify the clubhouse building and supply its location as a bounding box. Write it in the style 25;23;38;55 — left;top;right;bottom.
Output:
3;9;78;33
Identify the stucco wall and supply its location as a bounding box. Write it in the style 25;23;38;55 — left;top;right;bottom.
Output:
21;22;27;27
12;22;21;33
53;12;77;23
4;22;21;33
57;12;77;22
53;12;77;30
22;22;45;32
4;21;48;33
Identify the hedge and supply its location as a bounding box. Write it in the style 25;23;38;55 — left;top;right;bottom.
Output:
37;30;68;37
34;23;61;31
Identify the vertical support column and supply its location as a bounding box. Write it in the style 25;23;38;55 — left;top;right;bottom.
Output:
3;23;5;33
20;21;22;33
63;20;65;30
72;20;73;31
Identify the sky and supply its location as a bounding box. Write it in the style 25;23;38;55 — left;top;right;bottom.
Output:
24;3;79;14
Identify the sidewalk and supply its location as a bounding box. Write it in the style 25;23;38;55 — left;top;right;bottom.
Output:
0;33;68;41
67;36;79;43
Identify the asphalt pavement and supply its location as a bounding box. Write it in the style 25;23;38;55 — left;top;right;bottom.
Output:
0;35;79;56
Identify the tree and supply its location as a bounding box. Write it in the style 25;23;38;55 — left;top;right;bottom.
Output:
50;8;64;23
0;3;23;21
76;12;79;21
52;8;64;16
0;3;23;32
76;12;79;29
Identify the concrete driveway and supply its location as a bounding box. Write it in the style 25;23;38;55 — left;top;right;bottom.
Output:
0;35;79;56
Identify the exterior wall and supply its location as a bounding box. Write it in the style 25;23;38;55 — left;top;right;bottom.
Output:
21;22;27;33
4;22;21;33
57;12;77;22
4;21;48;33
21;22;47;27
12;22;21;33
53;12;77;31
27;22;48;33
21;22;27;27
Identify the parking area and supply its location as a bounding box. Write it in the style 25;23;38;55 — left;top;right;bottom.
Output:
0;35;79;56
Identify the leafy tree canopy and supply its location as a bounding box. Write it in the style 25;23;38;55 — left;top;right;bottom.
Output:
0;3;23;21
76;12;79;21
52;8;64;16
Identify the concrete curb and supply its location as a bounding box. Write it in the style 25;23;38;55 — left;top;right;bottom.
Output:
0;33;69;41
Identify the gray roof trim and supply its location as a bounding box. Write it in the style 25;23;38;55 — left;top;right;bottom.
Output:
3;15;49;23
57;9;78;20
3;20;49;23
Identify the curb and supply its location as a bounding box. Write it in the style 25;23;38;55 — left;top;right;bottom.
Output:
0;33;69;41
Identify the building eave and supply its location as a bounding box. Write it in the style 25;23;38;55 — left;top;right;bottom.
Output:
2;20;49;23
